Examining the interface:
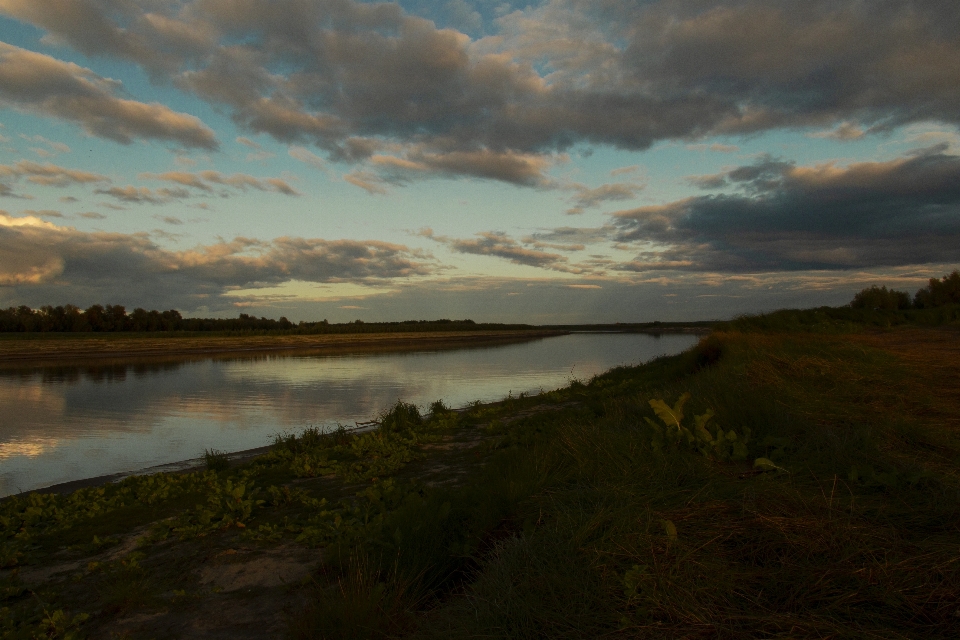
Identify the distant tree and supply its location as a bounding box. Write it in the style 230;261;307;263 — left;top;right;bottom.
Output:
850;286;911;311
104;304;128;331
84;304;107;331
160;309;183;331
914;270;960;308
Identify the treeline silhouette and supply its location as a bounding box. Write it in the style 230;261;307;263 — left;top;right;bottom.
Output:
0;304;522;334
851;270;960;310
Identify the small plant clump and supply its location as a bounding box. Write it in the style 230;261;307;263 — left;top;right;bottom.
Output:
644;392;752;461
203;448;230;472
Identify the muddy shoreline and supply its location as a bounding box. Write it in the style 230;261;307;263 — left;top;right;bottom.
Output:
9;401;490;499
0;329;567;368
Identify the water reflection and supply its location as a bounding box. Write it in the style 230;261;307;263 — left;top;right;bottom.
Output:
0;333;698;496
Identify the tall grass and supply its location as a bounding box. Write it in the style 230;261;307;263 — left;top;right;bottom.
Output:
290;329;960;638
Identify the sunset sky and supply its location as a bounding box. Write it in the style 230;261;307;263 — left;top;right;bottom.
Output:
1;0;958;323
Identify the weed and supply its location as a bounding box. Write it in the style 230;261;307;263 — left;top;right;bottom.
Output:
203;448;230;472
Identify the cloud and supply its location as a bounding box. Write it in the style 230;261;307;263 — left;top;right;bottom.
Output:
0;212;436;306
141;170;299;196
289;146;327;171
78;211;106;220
612;147;960;271
0;160;109;197
21;134;70;157
610;165;640;177
809;121;865;141
0;42;218;149
0;160;108;187
343;169;390;195
686;143;740;153
519;236;584;252
367;147;558;187
566;181;643;214
449;231;576;271
236;136;274;161
685;173;728;190
0;0;218;74
6;1;960;187
525;226;615;247
97;186;159;204
20;208;63;218
423;228;591;273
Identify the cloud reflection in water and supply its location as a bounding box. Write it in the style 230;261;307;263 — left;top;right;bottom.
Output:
0;333;697;496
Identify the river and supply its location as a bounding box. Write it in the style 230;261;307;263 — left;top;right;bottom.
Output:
0;332;698;496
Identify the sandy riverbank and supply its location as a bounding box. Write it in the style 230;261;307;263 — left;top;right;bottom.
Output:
0;329;567;368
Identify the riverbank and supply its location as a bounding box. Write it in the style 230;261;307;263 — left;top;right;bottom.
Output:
0;329;567;368
2;324;959;638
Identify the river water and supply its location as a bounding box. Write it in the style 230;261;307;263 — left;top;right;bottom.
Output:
0;332;698;496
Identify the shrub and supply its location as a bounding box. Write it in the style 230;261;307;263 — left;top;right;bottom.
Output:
914;270;960;308
850;285;911;310
203;448;230;472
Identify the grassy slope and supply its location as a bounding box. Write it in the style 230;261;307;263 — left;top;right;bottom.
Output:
3;322;960;639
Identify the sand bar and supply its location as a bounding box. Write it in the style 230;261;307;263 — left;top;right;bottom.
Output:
0;329;567;368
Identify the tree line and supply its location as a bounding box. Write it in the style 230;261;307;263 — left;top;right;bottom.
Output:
850;270;960;310
0;304;511;334
0;305;297;333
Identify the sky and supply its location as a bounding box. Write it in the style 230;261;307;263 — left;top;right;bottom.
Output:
0;0;958;324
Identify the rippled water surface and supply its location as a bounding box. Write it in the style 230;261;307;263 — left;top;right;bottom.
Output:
0;332;698;496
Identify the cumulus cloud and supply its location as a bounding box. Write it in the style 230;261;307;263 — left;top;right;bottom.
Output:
0;212;436;305
612;147;960;271
0;41;218;149
0;0;960;202
0;0;217;74
214;1;960;157
5;1;960;186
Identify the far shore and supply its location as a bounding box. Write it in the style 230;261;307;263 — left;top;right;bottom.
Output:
0;329;570;368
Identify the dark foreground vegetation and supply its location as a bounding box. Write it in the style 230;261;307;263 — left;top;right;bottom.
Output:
3;303;960;638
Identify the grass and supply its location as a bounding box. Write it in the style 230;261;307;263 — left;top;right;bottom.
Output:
2;321;960;638
203;449;230;473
